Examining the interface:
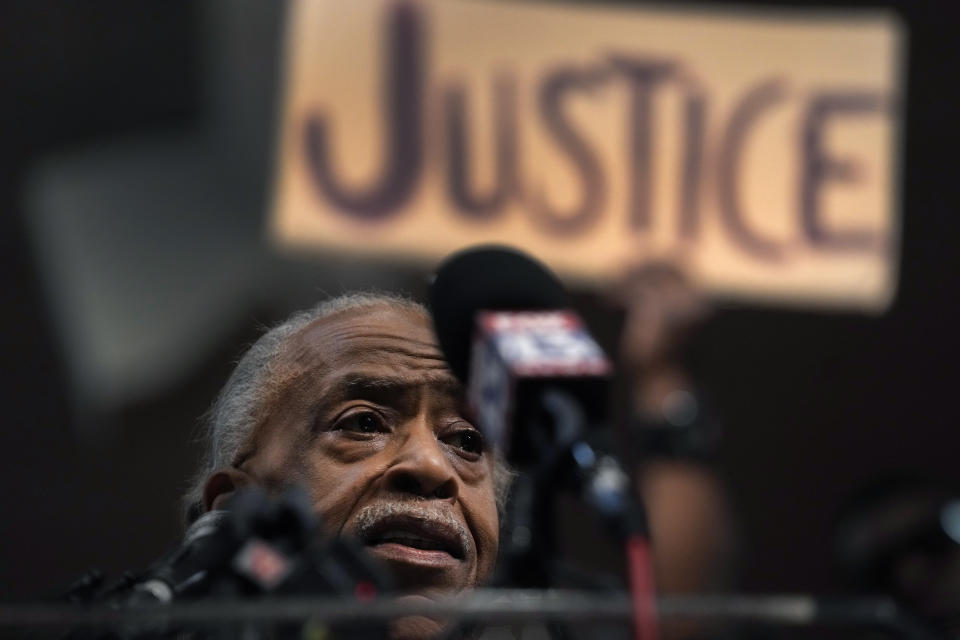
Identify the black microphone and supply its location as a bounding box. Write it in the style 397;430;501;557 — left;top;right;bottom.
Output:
67;487;392;639
430;245;612;467
430;246;659;640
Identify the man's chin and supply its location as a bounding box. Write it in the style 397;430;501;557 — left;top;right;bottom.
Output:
390;615;444;640
389;593;457;640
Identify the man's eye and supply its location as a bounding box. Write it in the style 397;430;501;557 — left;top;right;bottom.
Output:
335;411;386;434
446;429;485;455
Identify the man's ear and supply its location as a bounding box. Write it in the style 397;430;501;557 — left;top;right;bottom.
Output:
203;468;253;512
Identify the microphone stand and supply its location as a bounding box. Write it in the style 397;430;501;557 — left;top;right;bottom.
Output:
493;387;659;640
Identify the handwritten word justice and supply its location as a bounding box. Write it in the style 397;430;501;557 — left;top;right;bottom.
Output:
302;2;891;261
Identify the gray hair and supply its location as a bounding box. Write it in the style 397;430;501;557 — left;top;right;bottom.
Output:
183;292;513;524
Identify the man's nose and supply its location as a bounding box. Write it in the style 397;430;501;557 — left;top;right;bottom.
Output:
383;417;459;502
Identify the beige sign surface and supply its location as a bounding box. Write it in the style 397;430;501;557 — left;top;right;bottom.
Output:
271;0;903;310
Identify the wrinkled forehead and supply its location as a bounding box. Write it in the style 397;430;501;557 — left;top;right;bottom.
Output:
278;303;451;384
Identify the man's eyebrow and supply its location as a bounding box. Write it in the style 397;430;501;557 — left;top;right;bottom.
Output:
326;372;465;404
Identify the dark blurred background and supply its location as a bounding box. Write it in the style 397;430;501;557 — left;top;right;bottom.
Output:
1;0;958;617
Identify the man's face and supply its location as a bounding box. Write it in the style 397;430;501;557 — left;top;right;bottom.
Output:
216;304;499;605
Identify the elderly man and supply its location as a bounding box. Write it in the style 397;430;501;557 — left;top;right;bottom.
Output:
182;292;510;638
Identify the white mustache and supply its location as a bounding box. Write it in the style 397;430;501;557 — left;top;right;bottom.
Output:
352;501;472;555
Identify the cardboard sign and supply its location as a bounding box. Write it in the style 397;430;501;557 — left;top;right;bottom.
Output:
270;0;903;310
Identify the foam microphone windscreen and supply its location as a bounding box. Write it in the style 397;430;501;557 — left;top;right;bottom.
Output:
429;245;568;382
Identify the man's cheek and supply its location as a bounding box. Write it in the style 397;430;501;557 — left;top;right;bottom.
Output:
482;503;501;580
245;435;312;492
466;485;500;584
305;461;373;534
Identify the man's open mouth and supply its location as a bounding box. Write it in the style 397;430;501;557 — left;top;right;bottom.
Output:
358;513;467;561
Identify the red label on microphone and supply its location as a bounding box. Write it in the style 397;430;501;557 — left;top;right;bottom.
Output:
467;310;611;452
478;311;612;377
